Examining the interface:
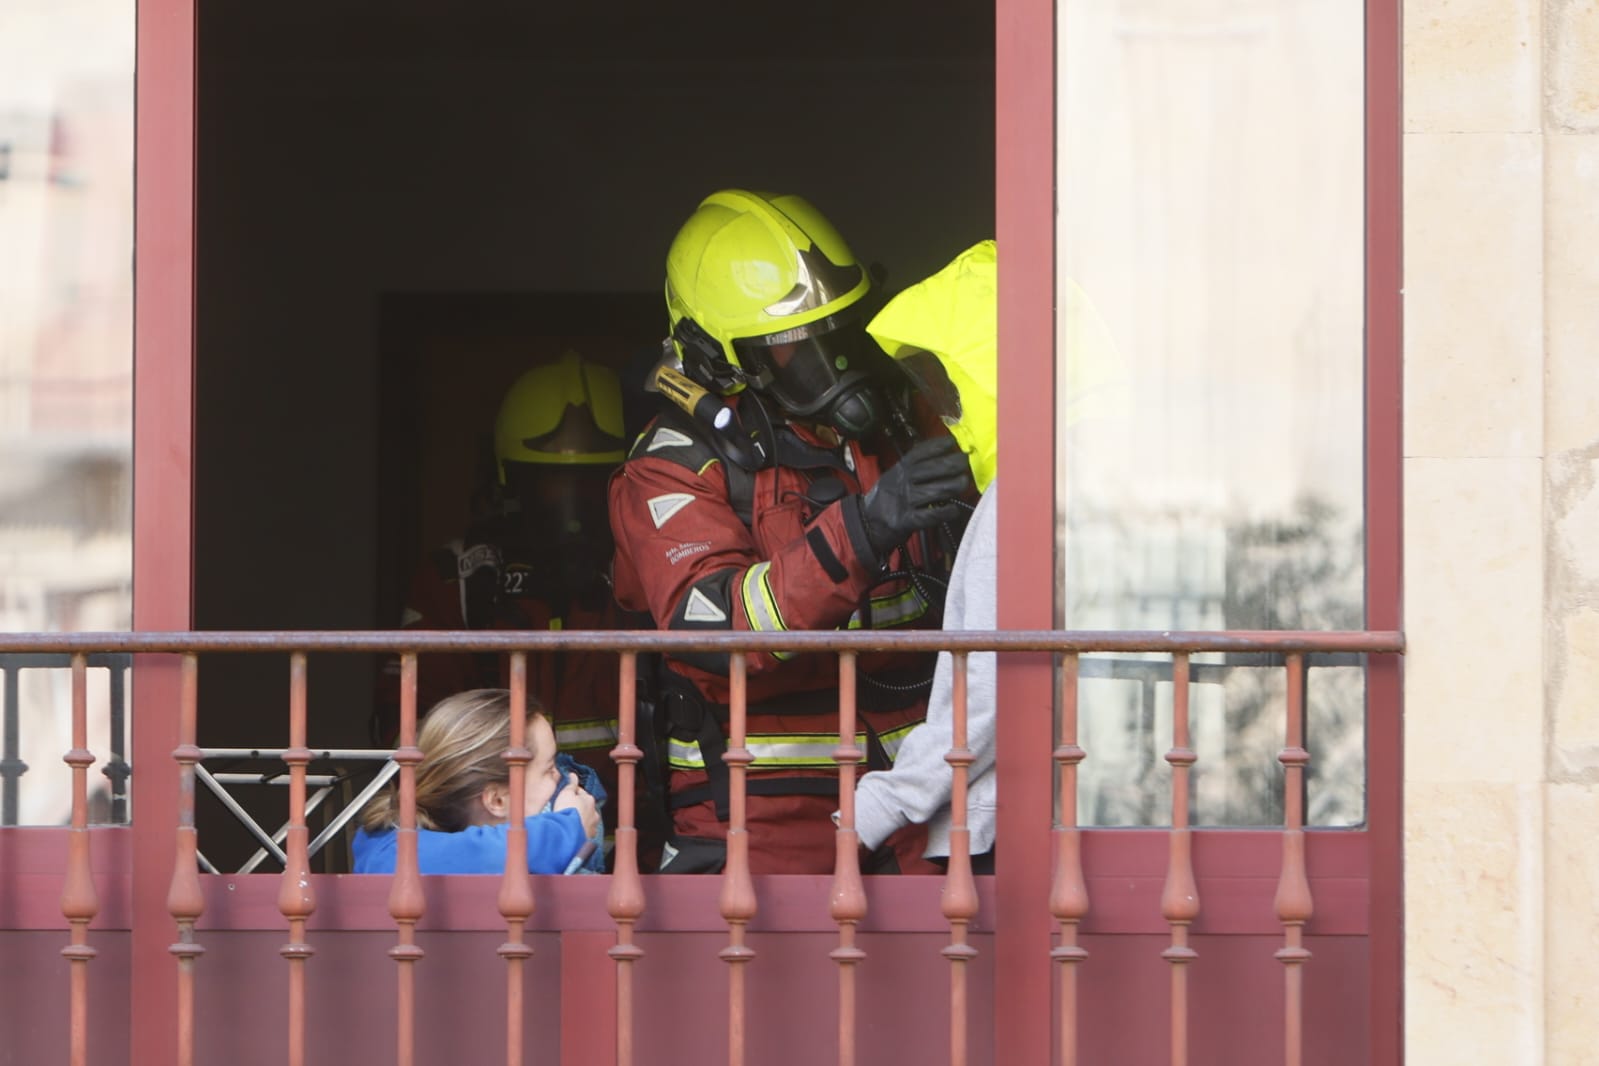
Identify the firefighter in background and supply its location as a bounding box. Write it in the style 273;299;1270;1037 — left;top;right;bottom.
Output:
380;351;635;821
609;189;974;875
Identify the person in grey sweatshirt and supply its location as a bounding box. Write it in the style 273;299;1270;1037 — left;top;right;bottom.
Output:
848;240;1001;869
854;480;998;869
845;234;1122;869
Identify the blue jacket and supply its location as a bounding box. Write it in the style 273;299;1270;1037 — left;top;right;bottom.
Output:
352;753;610;875
352;808;587;875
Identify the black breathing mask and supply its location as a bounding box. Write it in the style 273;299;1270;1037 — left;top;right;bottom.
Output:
498;463;615;598
732;315;886;440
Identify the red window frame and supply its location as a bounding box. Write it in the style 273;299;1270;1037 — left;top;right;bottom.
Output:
992;0;1403;1060
124;0;1403;1059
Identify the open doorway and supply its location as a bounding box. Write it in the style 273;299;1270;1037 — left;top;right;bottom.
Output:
190;3;995;869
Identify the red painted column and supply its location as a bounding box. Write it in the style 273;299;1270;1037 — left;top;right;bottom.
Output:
167;656;204;1065
995;0;1057;1059
499;654;534;1066
389;654;426;1066
719;655;757;1066
1049;655;1089;1066
1160;656;1199;1066
1364;0;1406;1058
941;653;979;1066
1275;654;1314;1066
60;655;98;1066
131;1;197;1062
279;653;316;1066
829;652;867;1066
605;652;645;1066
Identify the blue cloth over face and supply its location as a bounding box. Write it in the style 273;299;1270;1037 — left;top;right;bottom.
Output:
552;752;608;874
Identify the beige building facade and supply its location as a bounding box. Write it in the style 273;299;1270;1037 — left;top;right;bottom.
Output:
1406;0;1596;1060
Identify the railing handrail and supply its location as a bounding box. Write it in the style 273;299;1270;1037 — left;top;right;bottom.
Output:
0;628;1405;655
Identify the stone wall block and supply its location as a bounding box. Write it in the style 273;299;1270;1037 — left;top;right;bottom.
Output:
1405;133;1543;460
1406;781;1545;1064
1548;446;1599;771
1544;134;1599;456
1545;783;1599;1064
1406;0;1541;132
1547;0;1599;131
1406;457;1544;783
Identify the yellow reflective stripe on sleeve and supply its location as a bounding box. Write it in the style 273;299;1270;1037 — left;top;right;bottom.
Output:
667;731;868;771
554;719;618;750
846;586;931;631
748;732;849;768
667;737;705;770
875;721;922;763
739;561;793;660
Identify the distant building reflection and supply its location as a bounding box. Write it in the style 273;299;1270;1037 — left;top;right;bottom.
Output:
0;0;133;825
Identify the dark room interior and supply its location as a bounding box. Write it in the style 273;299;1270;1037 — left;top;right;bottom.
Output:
190;2;995;869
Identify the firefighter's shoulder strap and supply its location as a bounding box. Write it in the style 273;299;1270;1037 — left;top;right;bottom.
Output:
631;406;756;528
631;651;676;869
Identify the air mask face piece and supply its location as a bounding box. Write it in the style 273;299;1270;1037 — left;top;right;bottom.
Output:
733;313;884;439
500;463;614;597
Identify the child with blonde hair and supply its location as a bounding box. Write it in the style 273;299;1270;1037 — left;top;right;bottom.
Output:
354;688;603;874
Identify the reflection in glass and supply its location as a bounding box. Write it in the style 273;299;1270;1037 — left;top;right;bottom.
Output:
1058;0;1364;826
0;1;134;825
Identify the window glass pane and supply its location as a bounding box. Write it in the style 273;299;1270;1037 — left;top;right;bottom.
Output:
0;0;133;825
1058;0;1364;826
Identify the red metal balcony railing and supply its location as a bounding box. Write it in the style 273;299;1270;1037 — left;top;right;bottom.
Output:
0;627;1403;1066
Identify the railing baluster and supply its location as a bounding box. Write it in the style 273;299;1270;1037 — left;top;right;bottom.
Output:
942;651;979;1066
105;656;131;823
499;653;534;1066
60;653;98;1066
606;651;646;1066
1160;653;1199;1066
2;663;24;826
1275;653;1314;1066
388;652;425;1066
278;652;316;1066
1050;652;1089;1066
829;652;867;1066
719;654;756;1066
168;653;205;1066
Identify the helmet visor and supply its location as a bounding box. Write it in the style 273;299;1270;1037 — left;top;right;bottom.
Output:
733;314;876;418
515;403;627;465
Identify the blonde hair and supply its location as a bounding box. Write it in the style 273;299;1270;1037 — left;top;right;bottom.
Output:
361;688;546;833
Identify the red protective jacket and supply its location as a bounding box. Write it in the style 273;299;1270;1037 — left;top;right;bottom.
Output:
380;527;635;812
610;404;956;874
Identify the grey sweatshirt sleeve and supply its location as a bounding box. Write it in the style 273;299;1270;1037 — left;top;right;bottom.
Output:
854;484;999;852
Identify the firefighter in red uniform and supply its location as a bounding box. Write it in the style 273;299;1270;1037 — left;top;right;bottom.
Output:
609;190;974;874
381;351;637;824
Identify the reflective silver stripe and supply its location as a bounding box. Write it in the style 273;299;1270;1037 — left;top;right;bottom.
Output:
554;720;618;749
667;732;868;771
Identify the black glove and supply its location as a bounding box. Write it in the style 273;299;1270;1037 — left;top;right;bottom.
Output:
858;436;972;563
